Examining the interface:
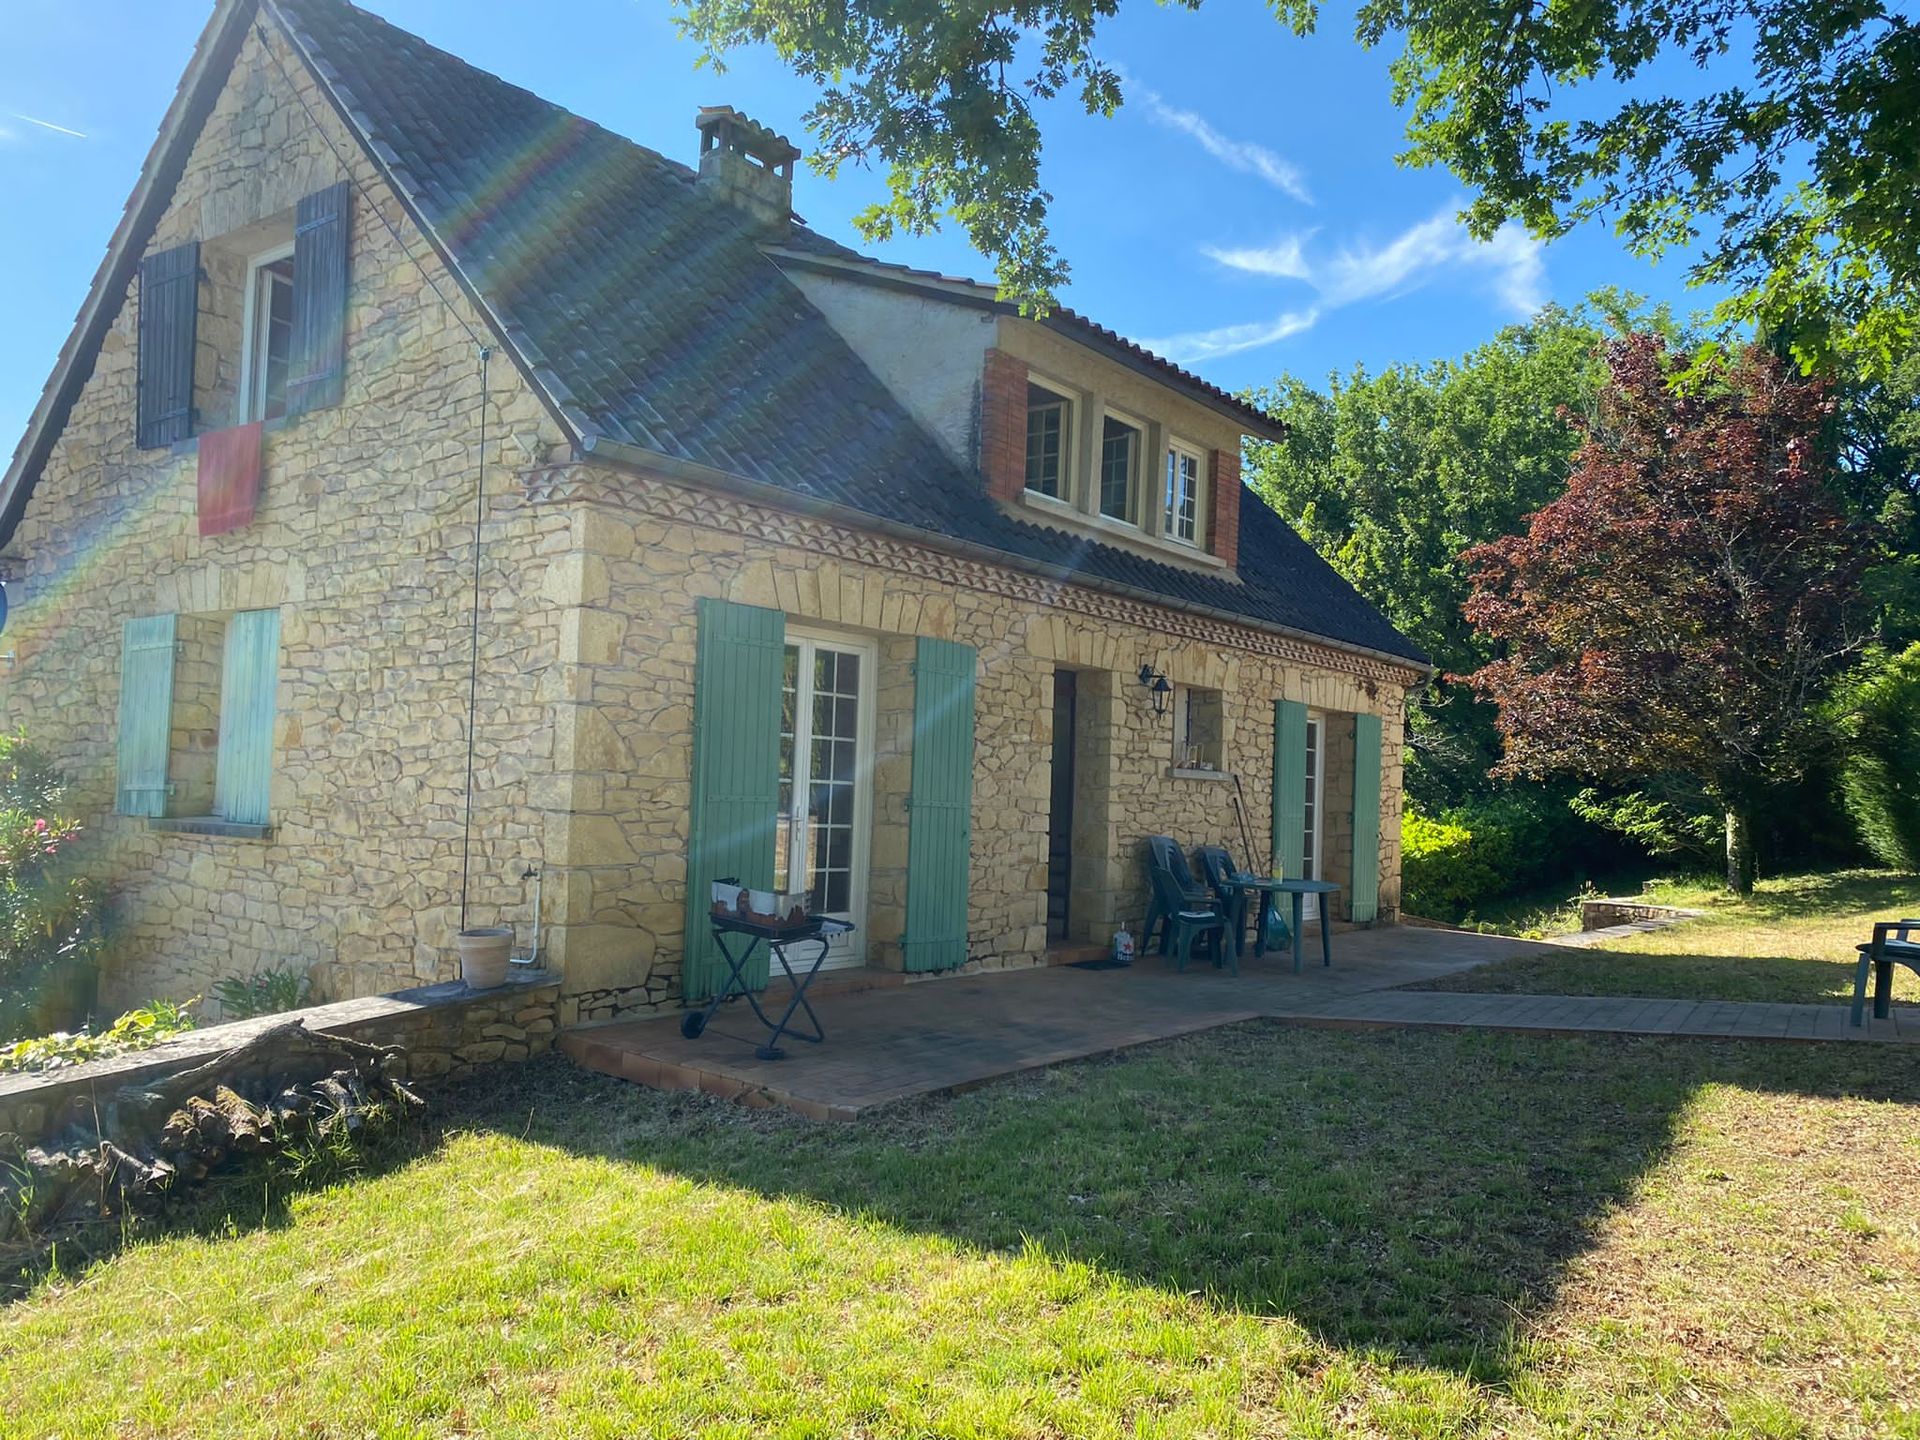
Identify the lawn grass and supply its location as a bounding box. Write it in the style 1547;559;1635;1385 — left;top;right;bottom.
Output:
3;1025;1917;1438
1419;867;1920;1006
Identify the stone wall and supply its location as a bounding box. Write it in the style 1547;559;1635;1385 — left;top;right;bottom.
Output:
522;462;1414;1024
0;973;560;1147
0;23;573;1014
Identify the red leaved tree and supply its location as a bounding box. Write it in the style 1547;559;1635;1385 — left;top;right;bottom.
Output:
1463;335;1871;893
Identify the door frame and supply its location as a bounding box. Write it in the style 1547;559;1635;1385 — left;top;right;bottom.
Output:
781;625;878;969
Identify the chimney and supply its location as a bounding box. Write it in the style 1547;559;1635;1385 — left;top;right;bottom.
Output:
695;107;800;235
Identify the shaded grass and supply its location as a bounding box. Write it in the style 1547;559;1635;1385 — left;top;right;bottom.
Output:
1420;868;1920;1005
2;1025;1917;1438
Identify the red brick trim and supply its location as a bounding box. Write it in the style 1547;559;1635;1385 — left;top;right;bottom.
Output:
1208;446;1242;568
979;348;1029;502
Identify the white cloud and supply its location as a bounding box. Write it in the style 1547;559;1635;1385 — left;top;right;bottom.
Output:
1176;204;1548;363
1199;234;1314;282
1140;308;1321;365
1134;88;1311;205
1318;208;1545;314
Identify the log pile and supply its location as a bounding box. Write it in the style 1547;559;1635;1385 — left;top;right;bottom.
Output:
1;1021;423;1245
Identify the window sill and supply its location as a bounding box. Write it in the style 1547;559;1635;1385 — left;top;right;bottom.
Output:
1169;766;1233;783
148;816;273;841
1012;490;1232;571
173;414;295;456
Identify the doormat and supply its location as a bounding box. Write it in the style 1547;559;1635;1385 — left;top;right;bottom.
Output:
1068;958;1133;971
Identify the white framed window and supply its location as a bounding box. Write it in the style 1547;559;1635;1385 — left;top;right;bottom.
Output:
1024;382;1072;499
1164;441;1204;545
238;243;296;423
1099;411;1142;521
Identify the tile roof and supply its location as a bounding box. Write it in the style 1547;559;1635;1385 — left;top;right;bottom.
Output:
272;1;1431;667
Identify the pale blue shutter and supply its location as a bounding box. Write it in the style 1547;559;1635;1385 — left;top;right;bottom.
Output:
902;637;976;973
683;599;786;1001
116;614;176;817
1272;698;1308;878
214;609;281;826
1351;712;1383;923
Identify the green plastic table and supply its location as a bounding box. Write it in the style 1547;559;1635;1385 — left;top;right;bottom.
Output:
1234;875;1341;974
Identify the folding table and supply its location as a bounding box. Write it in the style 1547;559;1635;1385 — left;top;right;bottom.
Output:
681;914;853;1060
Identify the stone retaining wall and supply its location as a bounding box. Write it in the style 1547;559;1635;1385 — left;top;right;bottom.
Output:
0;971;558;1146
1578;899;1703;930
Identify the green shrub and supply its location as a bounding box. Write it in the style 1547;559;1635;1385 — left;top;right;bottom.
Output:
0;733;105;1043
1402;811;1494;916
212;967;311;1020
1402;789;1609;919
0;998;197;1075
1833;644;1920;870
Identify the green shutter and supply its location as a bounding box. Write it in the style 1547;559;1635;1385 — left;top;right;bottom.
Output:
136;242;198;448
683;599;785;1001
287;182;351;416
1351;711;1383;923
1272;698;1308;878
116;614;177;817
902;637;976;973
214;609;281;826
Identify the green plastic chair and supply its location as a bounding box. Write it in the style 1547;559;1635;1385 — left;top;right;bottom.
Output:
1144;837;1232;975
1852;920;1920;1026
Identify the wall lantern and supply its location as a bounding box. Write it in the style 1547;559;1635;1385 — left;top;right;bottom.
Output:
1136;663;1172;715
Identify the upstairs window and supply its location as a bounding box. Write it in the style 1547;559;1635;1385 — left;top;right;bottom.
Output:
243;247;297;423
1099;414;1140;520
1025;383;1070;498
1164;444;1202;545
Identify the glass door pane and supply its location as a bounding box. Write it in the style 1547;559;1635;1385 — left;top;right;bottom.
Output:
771;635;872;968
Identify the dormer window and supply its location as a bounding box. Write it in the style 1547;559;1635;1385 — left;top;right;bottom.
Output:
1024;383;1071;498
241;245;296;423
1099;413;1141;521
1164;442;1203;545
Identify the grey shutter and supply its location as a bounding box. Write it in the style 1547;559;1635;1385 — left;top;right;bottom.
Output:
286;181;351;416
116;614;177;816
213;609;281;827
136;243;198;448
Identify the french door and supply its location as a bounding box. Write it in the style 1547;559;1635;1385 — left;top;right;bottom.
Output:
775;630;875;969
1302;716;1325;921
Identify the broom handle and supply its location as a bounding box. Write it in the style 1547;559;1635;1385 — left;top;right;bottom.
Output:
1230;773;1260;872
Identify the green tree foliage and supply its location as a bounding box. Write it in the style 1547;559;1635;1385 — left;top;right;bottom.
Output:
1829;643;1920;871
679;0;1920;369
1246;301;1640;803
1464;335;1872;893
1833;354;1920;640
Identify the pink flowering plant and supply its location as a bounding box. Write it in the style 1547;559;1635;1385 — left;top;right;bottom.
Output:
0;732;105;1043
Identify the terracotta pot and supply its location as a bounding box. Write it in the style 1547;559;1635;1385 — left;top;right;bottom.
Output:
457;927;513;990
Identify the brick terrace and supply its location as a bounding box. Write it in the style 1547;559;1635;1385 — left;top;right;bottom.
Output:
559;926;1915;1121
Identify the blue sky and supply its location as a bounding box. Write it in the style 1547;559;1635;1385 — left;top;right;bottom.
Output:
0;0;1723;453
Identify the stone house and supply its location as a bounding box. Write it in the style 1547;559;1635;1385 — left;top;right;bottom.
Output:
0;0;1426;1025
